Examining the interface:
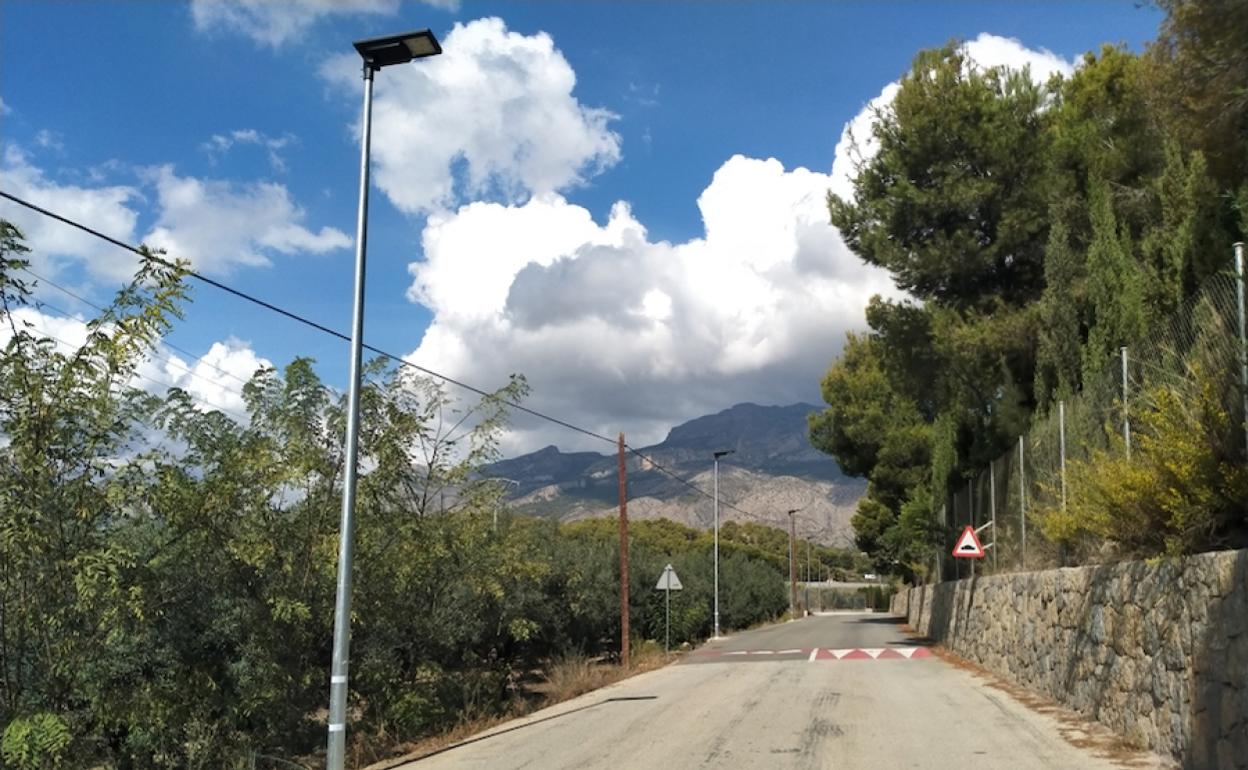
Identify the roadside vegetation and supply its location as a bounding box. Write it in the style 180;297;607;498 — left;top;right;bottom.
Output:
809;0;1248;578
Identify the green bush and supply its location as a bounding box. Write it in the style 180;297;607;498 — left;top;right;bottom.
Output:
1037;355;1248;557
2;714;71;770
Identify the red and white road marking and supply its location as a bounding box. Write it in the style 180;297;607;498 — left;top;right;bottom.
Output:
810;646;932;660
694;646;933;661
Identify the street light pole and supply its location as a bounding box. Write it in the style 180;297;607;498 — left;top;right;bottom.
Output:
712;449;734;638
327;30;441;770
489;477;521;531
805;539;811;613
787;508;801;617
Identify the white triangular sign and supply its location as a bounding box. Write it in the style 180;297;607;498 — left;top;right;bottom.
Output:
655;564;683;590
952;526;985;558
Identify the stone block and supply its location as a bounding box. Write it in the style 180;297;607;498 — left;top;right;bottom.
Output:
1211;551;1241;597
1216;738;1235;770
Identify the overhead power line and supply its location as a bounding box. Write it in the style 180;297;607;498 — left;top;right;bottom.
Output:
0;189;794;526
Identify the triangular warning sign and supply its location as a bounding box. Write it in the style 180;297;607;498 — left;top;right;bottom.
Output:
655;564;683;591
952;526;985;559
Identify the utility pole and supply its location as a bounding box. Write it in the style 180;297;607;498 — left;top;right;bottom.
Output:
618;433;630;668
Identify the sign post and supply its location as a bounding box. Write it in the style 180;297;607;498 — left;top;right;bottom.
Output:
655;564;683;654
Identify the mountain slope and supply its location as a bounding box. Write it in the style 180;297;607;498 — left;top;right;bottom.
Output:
487;403;864;545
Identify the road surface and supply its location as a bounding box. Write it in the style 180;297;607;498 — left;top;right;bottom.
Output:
396;612;1169;770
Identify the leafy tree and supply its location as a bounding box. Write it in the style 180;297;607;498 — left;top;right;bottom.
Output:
1033;208;1084;407
831;44;1051;312
1141;143;1227;309
1146;0;1248;193
1082;179;1147;379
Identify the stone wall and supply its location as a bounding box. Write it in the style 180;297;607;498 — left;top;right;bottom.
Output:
890;549;1248;769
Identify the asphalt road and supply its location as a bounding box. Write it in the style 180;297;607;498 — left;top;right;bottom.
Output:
397;612;1169;770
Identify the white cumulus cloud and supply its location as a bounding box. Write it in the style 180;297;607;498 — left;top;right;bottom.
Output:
1;306;269;419
201;128;295;172
961;32;1077;81
141;165;351;276
191;0;457;48
830;33;1077;202
2;145;351;284
322;17;621;215
0;145;142;281
152;338;271;415
406;155;897;453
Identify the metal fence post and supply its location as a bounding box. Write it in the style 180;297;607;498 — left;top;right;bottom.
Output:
1018;435;1026;570
968;480;975;580
989;459;997;572
1235;242;1246;457
1121;346;1131;459
1059;400;1067;513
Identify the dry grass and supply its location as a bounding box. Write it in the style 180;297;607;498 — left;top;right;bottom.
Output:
357;641;678;770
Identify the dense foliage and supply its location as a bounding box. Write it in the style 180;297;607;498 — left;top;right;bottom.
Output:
0;229;790;768
811;0;1248;577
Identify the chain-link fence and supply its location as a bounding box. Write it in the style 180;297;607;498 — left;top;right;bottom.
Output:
945;247;1247;578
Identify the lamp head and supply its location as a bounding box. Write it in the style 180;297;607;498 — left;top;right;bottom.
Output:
354;29;442;70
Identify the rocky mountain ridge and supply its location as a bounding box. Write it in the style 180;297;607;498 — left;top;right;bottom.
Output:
487;403;864;544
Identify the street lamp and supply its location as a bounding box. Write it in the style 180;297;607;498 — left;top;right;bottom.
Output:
488;477;521;531
326;28;442;770
712;449;735;638
787;508;801;617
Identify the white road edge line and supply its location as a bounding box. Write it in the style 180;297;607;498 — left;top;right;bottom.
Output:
808;649;818;662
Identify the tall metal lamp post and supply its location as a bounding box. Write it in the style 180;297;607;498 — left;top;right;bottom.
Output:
712;449;735;638
787;508;801;616
326;29;442;770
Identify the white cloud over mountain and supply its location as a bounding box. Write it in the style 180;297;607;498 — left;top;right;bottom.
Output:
322;17;622;215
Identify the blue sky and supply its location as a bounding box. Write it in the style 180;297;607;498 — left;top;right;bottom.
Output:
0;1;1162;454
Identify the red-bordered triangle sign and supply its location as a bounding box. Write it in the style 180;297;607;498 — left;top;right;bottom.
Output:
952;526;985;558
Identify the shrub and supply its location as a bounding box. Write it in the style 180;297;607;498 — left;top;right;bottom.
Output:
1037;355;1248;557
2;714;71;770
